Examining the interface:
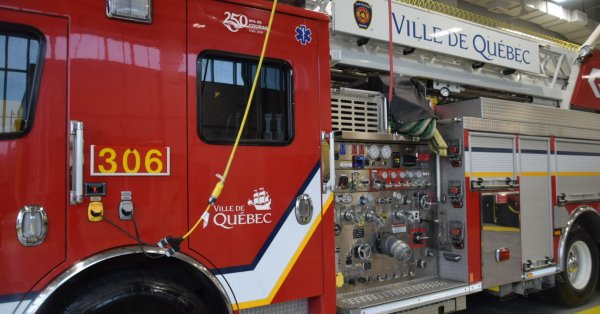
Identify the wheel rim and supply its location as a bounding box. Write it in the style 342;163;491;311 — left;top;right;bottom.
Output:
567;240;592;290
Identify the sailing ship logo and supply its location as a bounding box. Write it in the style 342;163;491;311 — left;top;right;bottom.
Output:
248;188;272;210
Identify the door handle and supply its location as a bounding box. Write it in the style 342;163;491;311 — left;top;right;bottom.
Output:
70;121;84;204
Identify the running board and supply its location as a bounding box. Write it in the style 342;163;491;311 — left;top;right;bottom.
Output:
337;278;482;314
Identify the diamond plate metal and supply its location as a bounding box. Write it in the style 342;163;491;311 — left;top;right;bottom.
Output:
331;89;385;133
437;98;600;139
337;277;464;310
239;299;308;314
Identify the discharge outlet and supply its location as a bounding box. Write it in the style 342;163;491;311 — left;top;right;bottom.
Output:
378;233;412;262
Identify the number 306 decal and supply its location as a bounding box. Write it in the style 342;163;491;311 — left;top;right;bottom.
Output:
91;145;170;176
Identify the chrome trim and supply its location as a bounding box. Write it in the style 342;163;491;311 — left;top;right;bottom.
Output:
557;193;600;205
295;194;313;225
69;121;84;204
16;206;48;247
24;246;233;314
523;266;560;280
557;206;600;272
329;131;335;192
334;131;416;143
105;0;153;24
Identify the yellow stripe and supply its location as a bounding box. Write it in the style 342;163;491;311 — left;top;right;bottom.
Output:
233;194;334;310
470;172;514;178
521;172;552;177
483;225;520;232
558;172;600;177
486;286;500;292
576;306;600;314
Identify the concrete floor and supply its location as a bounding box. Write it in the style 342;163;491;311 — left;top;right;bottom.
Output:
460;290;600;314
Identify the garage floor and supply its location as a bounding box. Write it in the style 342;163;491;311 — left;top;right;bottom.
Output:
461;290;600;314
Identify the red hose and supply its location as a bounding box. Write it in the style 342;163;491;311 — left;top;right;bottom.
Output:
387;0;394;102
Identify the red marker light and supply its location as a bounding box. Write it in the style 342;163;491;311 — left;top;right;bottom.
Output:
495;247;510;262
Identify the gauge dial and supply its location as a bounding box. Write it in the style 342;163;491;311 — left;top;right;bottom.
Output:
399;171;407;179
390;172;397;179
381;145;392;159
407;171;415;178
415;170;423;178
368;145;380;159
381;172;388;179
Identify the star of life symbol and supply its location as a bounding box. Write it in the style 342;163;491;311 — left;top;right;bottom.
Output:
295;24;312;45
588;68;600;99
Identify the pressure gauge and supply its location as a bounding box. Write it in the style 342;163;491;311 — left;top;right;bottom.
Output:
415;170;423;178
390;171;397;179
407;171;415;178
399;171;407;179
381;145;392;159
381;172;388;179
368;145;380;159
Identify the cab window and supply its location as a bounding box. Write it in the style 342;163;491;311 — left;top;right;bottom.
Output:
197;52;293;145
0;25;43;139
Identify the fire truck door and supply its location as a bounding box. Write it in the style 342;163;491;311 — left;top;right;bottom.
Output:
186;1;325;308
519;137;553;269
0;9;67;300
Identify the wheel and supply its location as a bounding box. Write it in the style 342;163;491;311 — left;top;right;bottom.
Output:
555;228;599;307
54;269;212;314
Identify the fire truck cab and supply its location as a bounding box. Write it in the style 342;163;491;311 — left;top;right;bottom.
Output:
2;0;600;313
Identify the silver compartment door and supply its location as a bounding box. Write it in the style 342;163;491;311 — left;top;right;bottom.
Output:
556;139;600;202
519;137;553;268
481;192;522;288
470;133;521;288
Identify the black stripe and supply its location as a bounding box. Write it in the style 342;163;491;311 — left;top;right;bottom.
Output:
556;151;600;157
520;149;548;154
470;147;513;153
0;291;35;303
218;161;321;274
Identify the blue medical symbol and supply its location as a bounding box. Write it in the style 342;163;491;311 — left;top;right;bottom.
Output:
295;24;312;46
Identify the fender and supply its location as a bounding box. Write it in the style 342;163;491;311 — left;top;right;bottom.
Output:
557;205;600;272
22;246;233;314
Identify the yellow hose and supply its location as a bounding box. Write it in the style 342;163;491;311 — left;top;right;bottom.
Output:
183;0;279;240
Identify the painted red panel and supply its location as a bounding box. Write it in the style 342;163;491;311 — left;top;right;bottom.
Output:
465;177;482;283
186;0;328;305
571;49;600;111
311;198;336;313
0;0;330;310
1;0;191;299
0;9;67;296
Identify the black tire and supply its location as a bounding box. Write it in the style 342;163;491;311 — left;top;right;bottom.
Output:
555;229;599;307
57;269;211;314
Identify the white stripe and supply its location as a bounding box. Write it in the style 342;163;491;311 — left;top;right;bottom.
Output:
216;169;323;304
2;299;32;314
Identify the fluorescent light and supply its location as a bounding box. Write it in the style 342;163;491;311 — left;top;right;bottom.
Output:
431;27;463;38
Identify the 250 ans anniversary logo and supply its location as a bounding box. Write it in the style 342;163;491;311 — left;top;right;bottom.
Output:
203;187;273;230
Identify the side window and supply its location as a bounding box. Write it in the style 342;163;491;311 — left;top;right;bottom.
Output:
0;25;43;139
197;52;293;145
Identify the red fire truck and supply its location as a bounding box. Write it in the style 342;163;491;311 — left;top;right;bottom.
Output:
2;0;600;313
